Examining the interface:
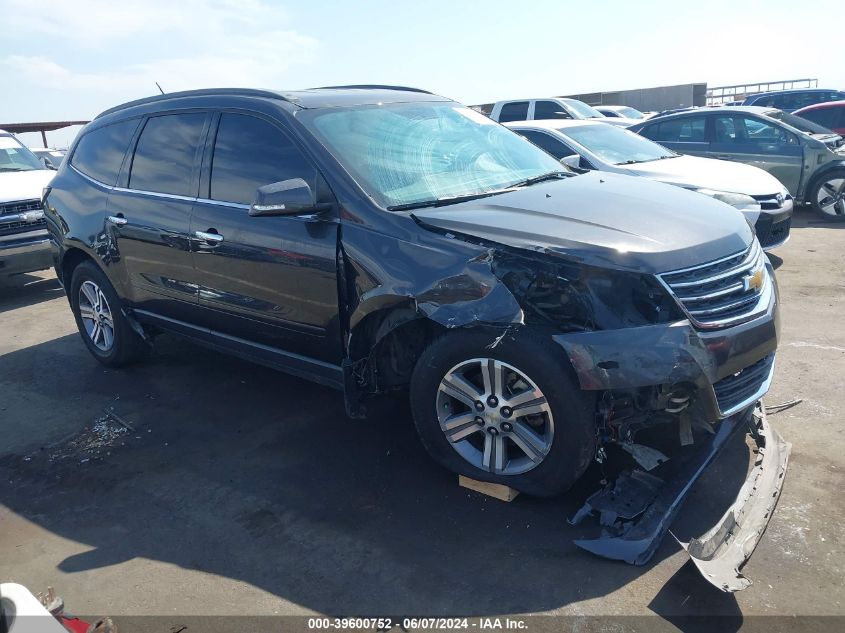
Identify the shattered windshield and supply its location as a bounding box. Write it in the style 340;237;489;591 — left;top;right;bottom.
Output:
303;102;562;209
0;135;44;172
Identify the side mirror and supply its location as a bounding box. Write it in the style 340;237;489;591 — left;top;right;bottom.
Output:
248;178;327;217
560;154;586;172
40;157;57;170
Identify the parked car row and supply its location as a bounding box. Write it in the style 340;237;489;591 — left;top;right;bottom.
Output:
631;106;845;221
488;87;844;224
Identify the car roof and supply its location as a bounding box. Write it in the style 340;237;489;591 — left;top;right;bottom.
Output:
748;88;839;99
95;86;449;120
642;105;776;122
504;119;599;131
794;99;845;112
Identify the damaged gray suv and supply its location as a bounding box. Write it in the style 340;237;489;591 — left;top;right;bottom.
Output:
45;87;786;590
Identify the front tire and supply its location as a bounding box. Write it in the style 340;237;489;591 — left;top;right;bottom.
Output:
809;168;845;222
409;329;596;497
70;261;147;367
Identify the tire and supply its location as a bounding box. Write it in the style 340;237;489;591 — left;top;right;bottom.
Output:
809;168;845;222
409;329;596;497
69;261;148;367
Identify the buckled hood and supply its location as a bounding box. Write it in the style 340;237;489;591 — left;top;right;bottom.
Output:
412;172;752;274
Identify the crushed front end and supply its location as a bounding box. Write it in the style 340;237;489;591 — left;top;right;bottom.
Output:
547;239;787;591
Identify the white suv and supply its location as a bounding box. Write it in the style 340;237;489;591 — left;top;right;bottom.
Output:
0;130;55;279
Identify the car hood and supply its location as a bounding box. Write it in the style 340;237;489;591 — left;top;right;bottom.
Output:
623;155;784;196
0;169;55;204
412;172;752;274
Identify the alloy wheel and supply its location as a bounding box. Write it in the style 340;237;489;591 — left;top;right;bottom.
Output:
78;280;115;351
816;177;845;217
436;358;554;475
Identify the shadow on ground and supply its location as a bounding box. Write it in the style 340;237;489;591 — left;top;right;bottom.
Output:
0;273;64;312
0;277;748;624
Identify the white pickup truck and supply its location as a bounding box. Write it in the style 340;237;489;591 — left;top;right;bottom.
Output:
0;130;55;280
489;97;639;127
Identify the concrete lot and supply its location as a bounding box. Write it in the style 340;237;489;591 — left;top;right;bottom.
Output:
1;208;843;629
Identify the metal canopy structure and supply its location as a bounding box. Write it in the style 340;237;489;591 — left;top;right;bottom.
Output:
0;120;89;147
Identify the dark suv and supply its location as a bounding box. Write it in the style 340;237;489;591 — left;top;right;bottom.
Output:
45;87;780;500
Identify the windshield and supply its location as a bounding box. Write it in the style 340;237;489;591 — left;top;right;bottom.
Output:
617;106;645;119
303;102;563;209
0;135;44;172
764;109;835;135
561;124;676;165
562;99;606;119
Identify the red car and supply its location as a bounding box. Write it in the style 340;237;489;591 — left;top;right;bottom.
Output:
794;100;845;136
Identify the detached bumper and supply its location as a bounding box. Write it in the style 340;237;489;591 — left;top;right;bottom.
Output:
570;403;790;592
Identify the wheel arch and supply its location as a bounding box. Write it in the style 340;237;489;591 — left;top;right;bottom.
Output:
805;159;845;200
348;303;447;393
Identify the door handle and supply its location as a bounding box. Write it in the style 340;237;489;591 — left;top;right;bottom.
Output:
194;230;224;244
107;215;127;226
713;154;734;160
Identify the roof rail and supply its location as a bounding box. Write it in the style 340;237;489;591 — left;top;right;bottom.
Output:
95;88;291;120
311;84;433;94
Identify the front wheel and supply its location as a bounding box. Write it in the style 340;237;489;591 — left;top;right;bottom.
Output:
809;168;845;222
409;330;596;497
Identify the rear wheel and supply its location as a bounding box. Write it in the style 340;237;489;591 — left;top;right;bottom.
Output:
70;261;148;367
409;329;596;496
809;168;845;222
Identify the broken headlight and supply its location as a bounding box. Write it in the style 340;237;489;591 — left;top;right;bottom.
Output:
494;255;682;331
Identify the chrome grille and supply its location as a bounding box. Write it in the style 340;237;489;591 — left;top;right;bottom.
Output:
0;199;41;216
751;193;789;211
658;240;770;329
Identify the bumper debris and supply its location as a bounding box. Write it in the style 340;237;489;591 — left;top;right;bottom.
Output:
570;402;789;591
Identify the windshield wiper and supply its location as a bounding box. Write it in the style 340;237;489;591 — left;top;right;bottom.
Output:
0;167;26;172
616;156;675;165
386;188;517;211
508;171;570;188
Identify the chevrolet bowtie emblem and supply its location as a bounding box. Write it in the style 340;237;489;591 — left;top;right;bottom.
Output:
743;268;765;292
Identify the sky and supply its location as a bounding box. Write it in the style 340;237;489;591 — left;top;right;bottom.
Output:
2;0;842;148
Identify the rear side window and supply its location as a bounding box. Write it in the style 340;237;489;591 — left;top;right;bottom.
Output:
70;119;138;185
646;116;706;142
517;129;574;159
533;101;572;120
129;113;206;196
209;113;317;205
497;102;530;122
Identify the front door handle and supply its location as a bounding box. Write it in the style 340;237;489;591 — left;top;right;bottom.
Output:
194;230;224;244
106;215;127;226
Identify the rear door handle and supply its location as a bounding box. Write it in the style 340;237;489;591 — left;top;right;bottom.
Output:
107;215;127;226
194;230;224;244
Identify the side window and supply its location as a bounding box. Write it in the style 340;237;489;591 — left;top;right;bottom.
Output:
533;101;572;120
715;115;796;145
209;113;317;205
649;116;706;142
70;119;139;185
497;102;530;123
129;113;206;196
517;129;575;159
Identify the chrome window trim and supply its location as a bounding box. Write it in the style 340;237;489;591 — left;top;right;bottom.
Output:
71;164;250;209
